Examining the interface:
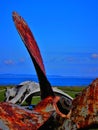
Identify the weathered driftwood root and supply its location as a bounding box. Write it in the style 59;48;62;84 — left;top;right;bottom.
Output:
39;79;98;130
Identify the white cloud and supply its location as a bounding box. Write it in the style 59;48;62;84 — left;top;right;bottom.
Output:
19;58;25;63
3;58;26;65
91;53;98;59
4;59;14;65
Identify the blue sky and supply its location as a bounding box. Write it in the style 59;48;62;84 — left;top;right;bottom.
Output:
0;0;98;77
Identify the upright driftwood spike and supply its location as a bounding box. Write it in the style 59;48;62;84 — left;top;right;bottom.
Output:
12;12;55;99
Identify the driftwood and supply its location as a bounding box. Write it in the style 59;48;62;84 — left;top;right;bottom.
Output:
0;12;97;130
5;80;72;105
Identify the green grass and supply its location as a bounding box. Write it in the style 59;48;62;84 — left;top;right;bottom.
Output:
31;96;41;104
0;90;5;101
58;86;86;98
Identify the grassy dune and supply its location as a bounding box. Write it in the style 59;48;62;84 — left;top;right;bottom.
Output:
58;86;85;98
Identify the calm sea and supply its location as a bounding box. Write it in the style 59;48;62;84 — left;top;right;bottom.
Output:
0;74;95;87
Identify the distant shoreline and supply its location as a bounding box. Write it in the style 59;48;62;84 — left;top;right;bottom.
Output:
0;74;96;87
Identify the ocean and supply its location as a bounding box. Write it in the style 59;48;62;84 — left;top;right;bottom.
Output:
0;74;95;87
